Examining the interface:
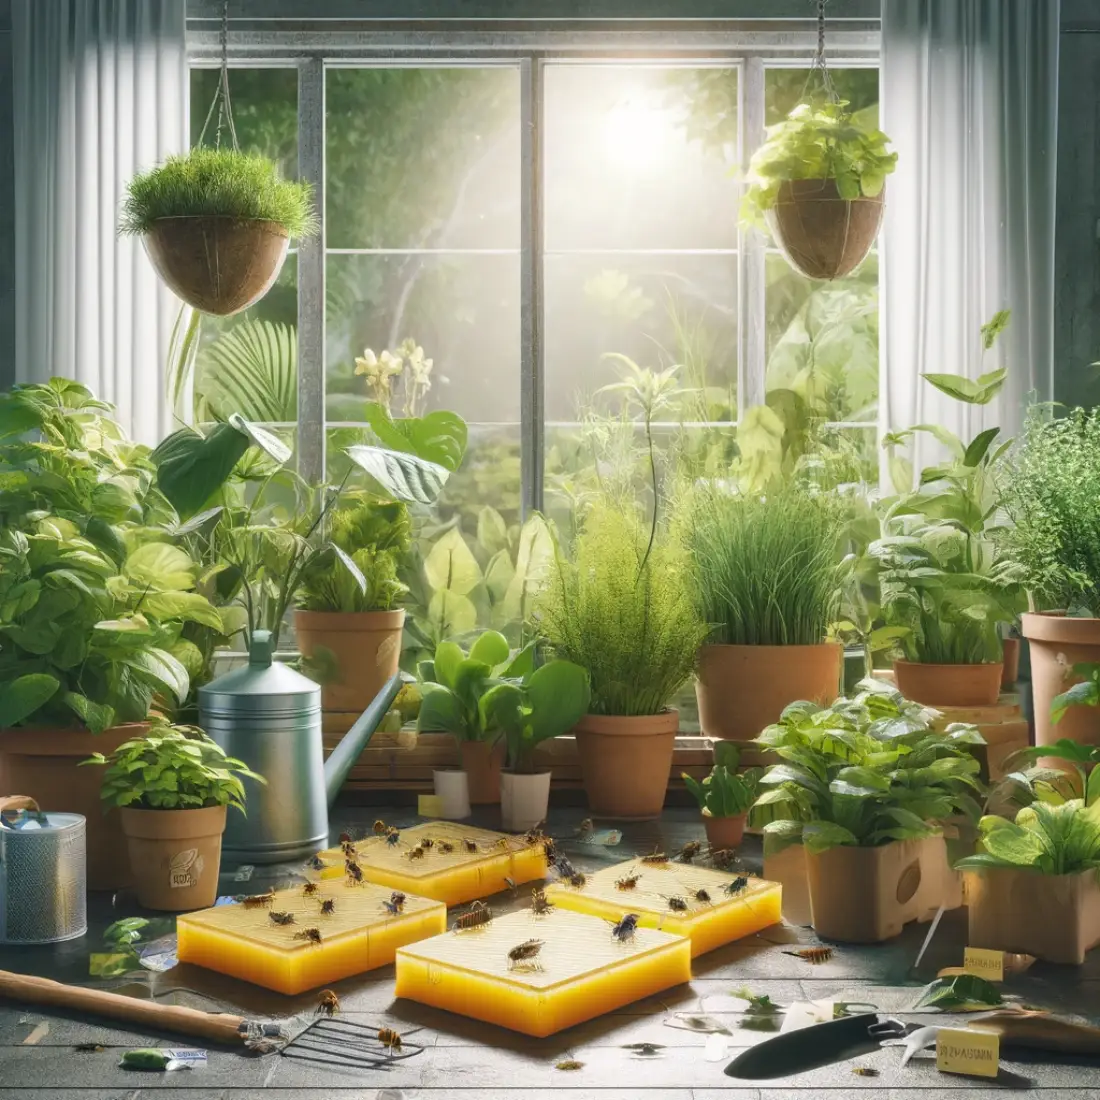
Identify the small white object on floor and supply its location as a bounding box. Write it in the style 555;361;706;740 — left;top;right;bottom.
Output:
882;1025;941;1067
21;1021;49;1045
704;1032;729;1062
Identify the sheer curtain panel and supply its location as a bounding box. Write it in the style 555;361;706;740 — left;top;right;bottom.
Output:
12;0;187;443
879;0;1060;485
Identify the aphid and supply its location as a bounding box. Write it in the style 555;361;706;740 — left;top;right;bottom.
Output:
612;913;640;942
555;855;577;879
420;837;434;849
693;888;712;904
542;838;557;863
345;860;363;885
316;989;340;1017
677;840;703;863
724;876;749;896
663;895;689;912
555;1059;584;1071
373;819;389;835
507;938;544;969
784;946;834;964
405;845;426;860
301;882;319;897
385;827;401;846
439;841;455;854
453;900;493;932
320;898;336;915
294;927;323;945
464;838;479;853
641;850;669;865
378;1027;402;1053
306;854;325;871
74;1043;106;1052
852;1066;879;1077
530;888;554;916
568;872;587;889
615;873;641;891
269;911;295;925
241;892;275;908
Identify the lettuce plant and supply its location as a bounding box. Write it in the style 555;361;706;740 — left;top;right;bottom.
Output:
956;800;1100;877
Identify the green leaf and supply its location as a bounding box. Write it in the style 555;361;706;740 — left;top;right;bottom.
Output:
63;692;115;734
914;974;1002;1011
1052;679;1100;724
140;590;223;629
963;428;1001;469
477;507;511;557
151;422;250;519
0;673;61;727
363;402;467;473
344;444;450;505
123;543;195;591
980;309;1010;350
197;319;297;421
922;370;1006;407
802;820;860;854
525;660;591;743
469;631;510;668
227;414;293;465
433;641;465;691
423;528;482;596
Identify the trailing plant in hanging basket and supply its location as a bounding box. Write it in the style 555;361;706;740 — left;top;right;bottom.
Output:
741;101;897;281
120;148;317;317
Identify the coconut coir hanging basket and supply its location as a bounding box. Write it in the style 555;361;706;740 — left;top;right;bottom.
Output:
765;178;884;281
143;216;289;317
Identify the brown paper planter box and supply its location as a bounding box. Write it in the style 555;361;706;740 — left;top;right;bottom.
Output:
965;866;1100;965
806;835;960;943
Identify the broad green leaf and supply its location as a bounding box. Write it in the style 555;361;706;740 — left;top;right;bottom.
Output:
63;692;115;734
478;681;525;736
452;659;492;708
502;515;554;622
976;815;1047;868
363;402;467;473
415;685;467;736
1052;678;1100;724
802;820;859;854
227;414;293;466
525;660;591;743
197;319;297;421
345;444;449;505
124;543;195;591
433;641;465;692
469;631;510;668
424;528;482;596
427;589;477;637
140;591;224;630
0;673;60;727
914;974;1003;1011
477;506;510;557
980;309;1011;350
151;422;250;519
963;428;1001;469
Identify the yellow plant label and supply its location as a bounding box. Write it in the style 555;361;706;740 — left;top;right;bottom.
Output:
963;946;1005;981
418;794;444;818
936;1028;999;1078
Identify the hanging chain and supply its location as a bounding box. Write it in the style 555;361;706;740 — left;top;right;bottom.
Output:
196;0;240;151
801;0;839;104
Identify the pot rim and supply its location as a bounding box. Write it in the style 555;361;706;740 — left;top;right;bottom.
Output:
148;214;290;236
1022;611;1100;644
119;803;227;840
0;722;149;756
574;708;679;735
500;768;552;779
701;807;747;821
893;659;1003;671
293;608;406;629
699;640;843;654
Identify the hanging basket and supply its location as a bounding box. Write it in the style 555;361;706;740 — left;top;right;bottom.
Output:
142;215;290;317
764;178;884;281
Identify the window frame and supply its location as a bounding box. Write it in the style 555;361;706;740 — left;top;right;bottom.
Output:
189;24;880;512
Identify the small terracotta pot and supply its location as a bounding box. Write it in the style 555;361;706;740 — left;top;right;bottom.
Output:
702;808;746;851
573;710;677;821
143;216;289;317
0;723;147;891
432;768;471;820
1022;612;1100;751
294;609;405;712
461;739;506;805
1001;637;1020;689
120;805;226;912
696;643;842;741
499;771;551;832
893;660;1002;707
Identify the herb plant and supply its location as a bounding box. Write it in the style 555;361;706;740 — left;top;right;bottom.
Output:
678;482;845;646
83;719;262;813
683;742;761;818
119;148;317;239
990;738;1100;817
740;101;897;228
749;680;986;854
956;800;1100;877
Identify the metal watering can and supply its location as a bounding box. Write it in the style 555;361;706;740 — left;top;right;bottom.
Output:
199;630;401;864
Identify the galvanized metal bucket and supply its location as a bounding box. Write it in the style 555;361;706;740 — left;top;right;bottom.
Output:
0;796;87;945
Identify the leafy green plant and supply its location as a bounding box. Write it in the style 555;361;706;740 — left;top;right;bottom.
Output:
990;738;1100;817
194;319;297;423
740;100;897;227
119;148;317;238
683;742;760;818
1052;664;1100;725
83;719;263;813
914;974;1003;1011
677;482;845;647
537;499;706;717
749;680;986;854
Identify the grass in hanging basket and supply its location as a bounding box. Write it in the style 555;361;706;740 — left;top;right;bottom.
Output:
119;148;318;239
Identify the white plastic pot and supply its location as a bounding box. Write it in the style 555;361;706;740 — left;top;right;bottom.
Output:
499;771;551;832
432;768;471;820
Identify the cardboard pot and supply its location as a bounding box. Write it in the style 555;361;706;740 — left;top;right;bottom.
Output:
0;724;147;891
1022;612;1100;751
120;805;226;912
143;216;289;316
764;178;884;281
294;609;405;713
702;809;746;851
893;660;1003;707
461;739;505;805
500;771;550;832
573;710;677;820
696;643;842;741
965;865;1100;965
432;768;471;820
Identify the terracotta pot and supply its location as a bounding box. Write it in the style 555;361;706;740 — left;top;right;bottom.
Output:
696;643;842;741
120;805;226;912
893;660;1002;707
965;865;1100;965
764;178;884;281
294;609;405;713
702;808;746;851
1001;637;1020;689
143;216;289;316
432;768;471;820
461;739;505;805
573;711;677;821
1022;612;1100;750
0;724;147;891
499;771;551;832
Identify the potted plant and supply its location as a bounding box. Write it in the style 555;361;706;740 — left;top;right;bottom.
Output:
740;100;897;280
683;742;761;850
679;482;846;743
120;148;317;316
537;501;707;820
82;720;262;911
1002;407;1100;751
750;682;985;942
869;517;1026;707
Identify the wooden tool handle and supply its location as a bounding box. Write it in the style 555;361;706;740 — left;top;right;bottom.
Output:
0;969;249;1046
0;796;40;814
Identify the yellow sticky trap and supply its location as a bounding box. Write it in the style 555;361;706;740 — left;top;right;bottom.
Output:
545;859;781;957
316;822;548;906
936;1027;999;1078
418;794;444;817
176;880;446;995
963;947;1004;981
395;908;691;1037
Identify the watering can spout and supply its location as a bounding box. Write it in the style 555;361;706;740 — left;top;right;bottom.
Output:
323;673;403;807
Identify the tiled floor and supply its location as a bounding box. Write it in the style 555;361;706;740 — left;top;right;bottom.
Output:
0;804;1096;1097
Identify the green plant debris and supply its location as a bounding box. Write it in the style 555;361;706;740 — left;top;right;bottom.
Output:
733;986;784;1030
914;974;1003;1011
119;1048;172;1071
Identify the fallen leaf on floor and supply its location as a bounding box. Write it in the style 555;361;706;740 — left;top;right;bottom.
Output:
21;1021;48;1045
914;974;1003;1011
555;1059;584;1071
732;986;784;1029
119;1048;172;1071
664;1013;733;1035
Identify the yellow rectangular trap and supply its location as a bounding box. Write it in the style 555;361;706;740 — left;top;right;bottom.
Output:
315;822;548;906
545;858;782;957
176;879;446;995
394;907;691;1037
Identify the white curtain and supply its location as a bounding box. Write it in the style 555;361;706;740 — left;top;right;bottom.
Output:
13;0;187;445
879;0;1060;486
